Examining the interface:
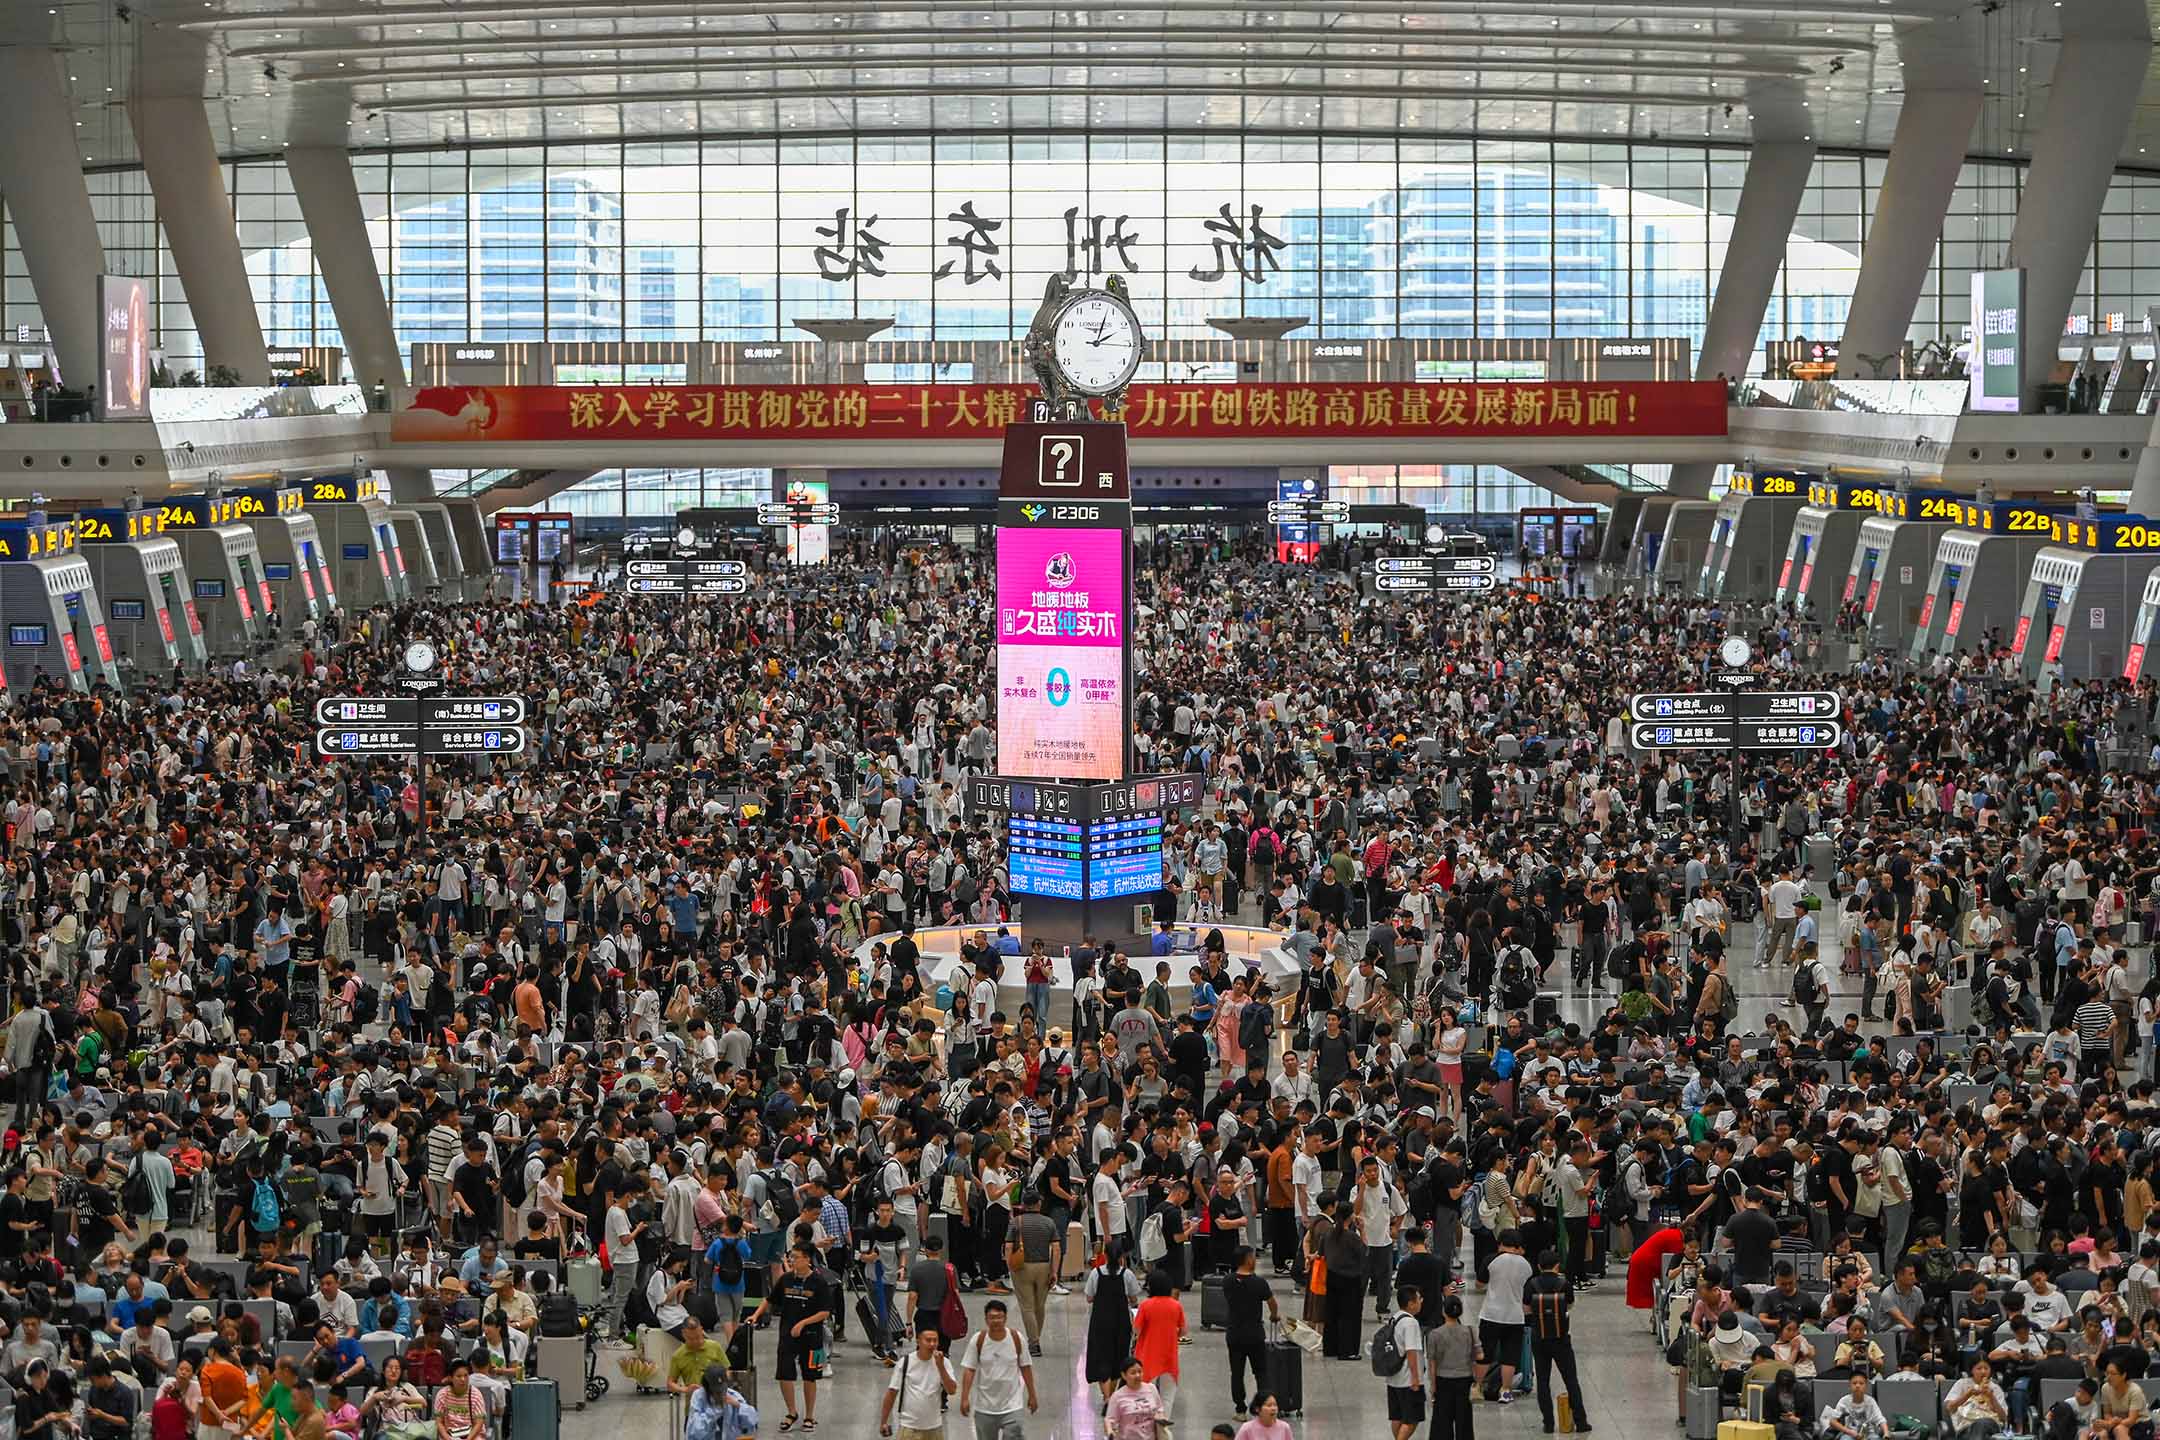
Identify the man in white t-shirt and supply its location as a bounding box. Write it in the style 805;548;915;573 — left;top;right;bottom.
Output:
958;1301;1036;1440
1761;869;1804;969
1291;1129;1325;1234
1384;1285;1427;1440
1479;1230;1532;1403
880;1327;958;1440
1091;1149;1130;1257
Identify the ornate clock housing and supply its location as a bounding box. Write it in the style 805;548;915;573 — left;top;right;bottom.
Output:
1024;273;1148;411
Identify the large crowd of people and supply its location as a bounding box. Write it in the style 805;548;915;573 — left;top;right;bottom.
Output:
0;533;2153;1440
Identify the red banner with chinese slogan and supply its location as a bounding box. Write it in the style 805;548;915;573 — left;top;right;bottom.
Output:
393;380;1727;443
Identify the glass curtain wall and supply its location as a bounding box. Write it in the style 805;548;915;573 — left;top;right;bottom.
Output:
25;135;2160;383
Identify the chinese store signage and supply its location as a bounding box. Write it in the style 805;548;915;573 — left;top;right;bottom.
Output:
395;380;1728;443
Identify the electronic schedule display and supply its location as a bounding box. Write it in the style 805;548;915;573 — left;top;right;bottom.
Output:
1087;814;1164;899
1008;814;1085;900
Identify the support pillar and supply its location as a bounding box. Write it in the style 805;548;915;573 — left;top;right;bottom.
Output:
287;146;405;393
1838;88;1982;376
0;46;107;388
128;95;270;383
2007;1;2150;409
1668;138;1817;499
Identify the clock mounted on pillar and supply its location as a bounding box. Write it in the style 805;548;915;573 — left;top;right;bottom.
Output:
1023;274;1147;415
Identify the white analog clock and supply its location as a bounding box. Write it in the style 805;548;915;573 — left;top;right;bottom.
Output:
403;640;438;675
1049;290;1144;397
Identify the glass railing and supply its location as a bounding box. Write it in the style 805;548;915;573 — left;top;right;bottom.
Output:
1549;462;1667;493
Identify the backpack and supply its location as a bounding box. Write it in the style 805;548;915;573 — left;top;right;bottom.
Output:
249;1177;282;1234
1498;948;1534;1010
1251;831;1279;866
1138;1211;1168;1263
1714;973;1738;1023
120;1157;153;1217
351;981;380;1027
500;1139;540;1210
712;1238;745;1287
281;1167;323;1230
1369;1311;1412;1377
758;1169;800;1228
1791;964;1819;1007
538;1291;581;1336
1238;999;1272;1051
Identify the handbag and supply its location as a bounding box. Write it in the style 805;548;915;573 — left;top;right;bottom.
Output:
1308;1255;1327;1297
938;1264;967;1340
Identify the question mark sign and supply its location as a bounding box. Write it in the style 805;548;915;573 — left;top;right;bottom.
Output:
1048;440;1074;485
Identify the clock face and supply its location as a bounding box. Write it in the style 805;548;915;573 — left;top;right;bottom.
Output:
1720;636;1752;668
1049;293;1142;396
404;640;437;675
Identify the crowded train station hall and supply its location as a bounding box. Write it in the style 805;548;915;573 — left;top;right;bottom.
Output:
10;3;2160;1440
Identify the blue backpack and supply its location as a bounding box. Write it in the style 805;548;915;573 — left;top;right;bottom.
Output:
250;1177;282;1233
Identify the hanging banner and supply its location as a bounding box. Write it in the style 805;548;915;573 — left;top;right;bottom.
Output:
393;380;1730;444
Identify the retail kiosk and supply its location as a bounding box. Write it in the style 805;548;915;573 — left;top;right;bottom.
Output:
0;521;121;693
66;506;206;677
1697;470;1810;602
2008;523;2160;684
1652;500;1719;590
1908;502;2081;665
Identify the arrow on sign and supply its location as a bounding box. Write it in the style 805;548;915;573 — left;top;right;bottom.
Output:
1628;691;1842;723
1630;719;1845;751
626;576;688;594
1374;557;1436;574
1436;573;1497;591
427;727;530;755
312;726;422;756
688;576;749;595
1375;574;1435;592
422;696;528;727
687;559;748;576
623;560;679;577
312;696;417;727
1435;554;1498;575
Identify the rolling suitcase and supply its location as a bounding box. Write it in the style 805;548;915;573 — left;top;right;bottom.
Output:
1201;1274;1229;1330
566;1255;603;1308
1686;1385;1723;1440
1263;1324;1304;1416
509;1378;560;1440
855;1293;895;1357
1061;1222;1088;1280
533;1334;585;1411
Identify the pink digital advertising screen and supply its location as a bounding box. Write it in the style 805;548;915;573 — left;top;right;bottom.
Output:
996;524;1128;781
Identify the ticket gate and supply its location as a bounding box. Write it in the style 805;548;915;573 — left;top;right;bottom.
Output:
1652;501;1719;589
2008;547;2160;684
388;508;443;595
408;502;477;599
2124;571;2160;682
1908;529;2054;663
73;535;204;677
0;554;121;692
248;512;335;623
1698;492;1806;602
1842;516;1955;653
443;499;495;600
312;495;402;607
171;524;273;657
1774;505;1866;616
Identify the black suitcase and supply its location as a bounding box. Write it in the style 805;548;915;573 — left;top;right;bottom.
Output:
1263;1328;1304;1415
1532;992;1559;1030
854;1293;894;1356
1201;1275;1229;1330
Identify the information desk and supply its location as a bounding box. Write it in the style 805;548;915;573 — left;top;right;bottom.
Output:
851;923;1290;999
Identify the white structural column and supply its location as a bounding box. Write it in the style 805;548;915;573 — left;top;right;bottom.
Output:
1667;138;1817;500
0;45;108;388
2007;0;2150;409
128;95;270;384
287;147;406;393
1837;88;1982;377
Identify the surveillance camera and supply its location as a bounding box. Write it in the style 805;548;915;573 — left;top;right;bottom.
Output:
1828;57;1844;74
262;62;278;82
1723;103;1734;118
115;3;131;20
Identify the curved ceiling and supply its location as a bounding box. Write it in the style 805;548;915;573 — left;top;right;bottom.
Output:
20;0;2159;171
